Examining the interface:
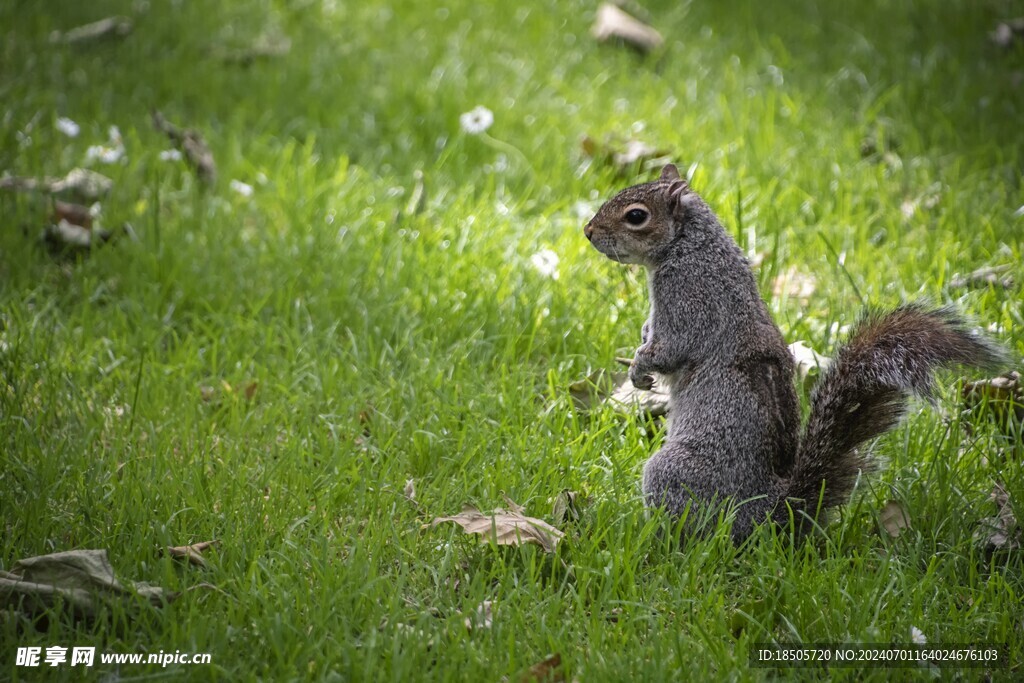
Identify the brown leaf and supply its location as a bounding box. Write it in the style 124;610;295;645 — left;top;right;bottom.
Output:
244;381;259;401
580;135;670;175
879;500;911;538
974;483;1020;551
519;653;564;683
568;369;619;411
152;110;217;184
0;168;112;201
551;490;582;526
0;549;172;621
53;200;92;229
591;3;663;53
963;370;1024;436
607;370;670;418
427;506;564;553
51;16;133;45
948;264;1014;290
166;540;220;567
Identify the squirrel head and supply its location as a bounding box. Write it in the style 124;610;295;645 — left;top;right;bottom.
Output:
584;164;706;266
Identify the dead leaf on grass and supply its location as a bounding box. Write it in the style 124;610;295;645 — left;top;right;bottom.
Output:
166;540;220;568
569;367;670;418
0;549;174;621
949;264;1014;290
973;483;1020;551
607;366;671;418
0;168;113;201
404;478;416;501
152;110;217;184
879;500;911;538
50;16;133;45
568;369;619;411
963;370;1024;437
581;135;671;175
427;505;564;553
519;653;564;683
551;490;583;526
591;3;663;53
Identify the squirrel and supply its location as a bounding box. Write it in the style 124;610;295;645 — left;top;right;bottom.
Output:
584;163;1006;542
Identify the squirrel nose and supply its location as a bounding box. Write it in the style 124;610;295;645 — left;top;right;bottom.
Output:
584;223;594;240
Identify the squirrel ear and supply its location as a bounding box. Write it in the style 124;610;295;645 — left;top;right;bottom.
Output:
659;164;680;182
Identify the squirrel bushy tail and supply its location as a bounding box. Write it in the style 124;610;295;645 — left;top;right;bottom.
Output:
779;304;1006;532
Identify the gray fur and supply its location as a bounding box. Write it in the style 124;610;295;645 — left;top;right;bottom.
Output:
584;165;1006;543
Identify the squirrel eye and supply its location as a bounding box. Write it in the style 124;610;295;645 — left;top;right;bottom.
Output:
624;208;649;226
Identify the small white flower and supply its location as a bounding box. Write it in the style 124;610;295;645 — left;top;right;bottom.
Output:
910;626;927;644
158;149;182;162
85;125;126;164
230;179;254;198
86;145;124;164
56;117;80;138
459;105;494;135
530;249;560;280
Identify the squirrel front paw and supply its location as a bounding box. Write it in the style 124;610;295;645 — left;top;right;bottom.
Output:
629;360;655;391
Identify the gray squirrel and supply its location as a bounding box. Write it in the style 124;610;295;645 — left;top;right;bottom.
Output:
584;163;1006;542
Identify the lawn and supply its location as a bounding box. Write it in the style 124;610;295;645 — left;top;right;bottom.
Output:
2;0;1022;680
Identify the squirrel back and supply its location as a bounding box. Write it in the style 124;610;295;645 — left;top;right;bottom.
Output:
585;164;1006;542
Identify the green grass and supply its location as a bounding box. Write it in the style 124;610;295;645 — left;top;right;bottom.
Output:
2;0;1023;680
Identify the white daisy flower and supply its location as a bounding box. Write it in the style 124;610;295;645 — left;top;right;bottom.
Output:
84;125;126;164
86;145;124;164
158;149;182;162
56;117;80;138
230;179;254;198
459;106;494;135
530;249;560;280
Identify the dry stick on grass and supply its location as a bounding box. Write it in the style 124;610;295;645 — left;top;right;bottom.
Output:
152;110;218;184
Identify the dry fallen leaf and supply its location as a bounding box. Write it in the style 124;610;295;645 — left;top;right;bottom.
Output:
1;168;113;201
404;478;416;501
519;653;564;683
51;16;133;45
963;370;1024;437
581;135;671;175
0;549;173;621
949;264;1014;290
152;110;217;184
551;490;582;526
879;500;911;538
607;369;671;417
166;540;220;568
569;367;670;418
428;505;564;553
974;483;1020;551
591;3;663;53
